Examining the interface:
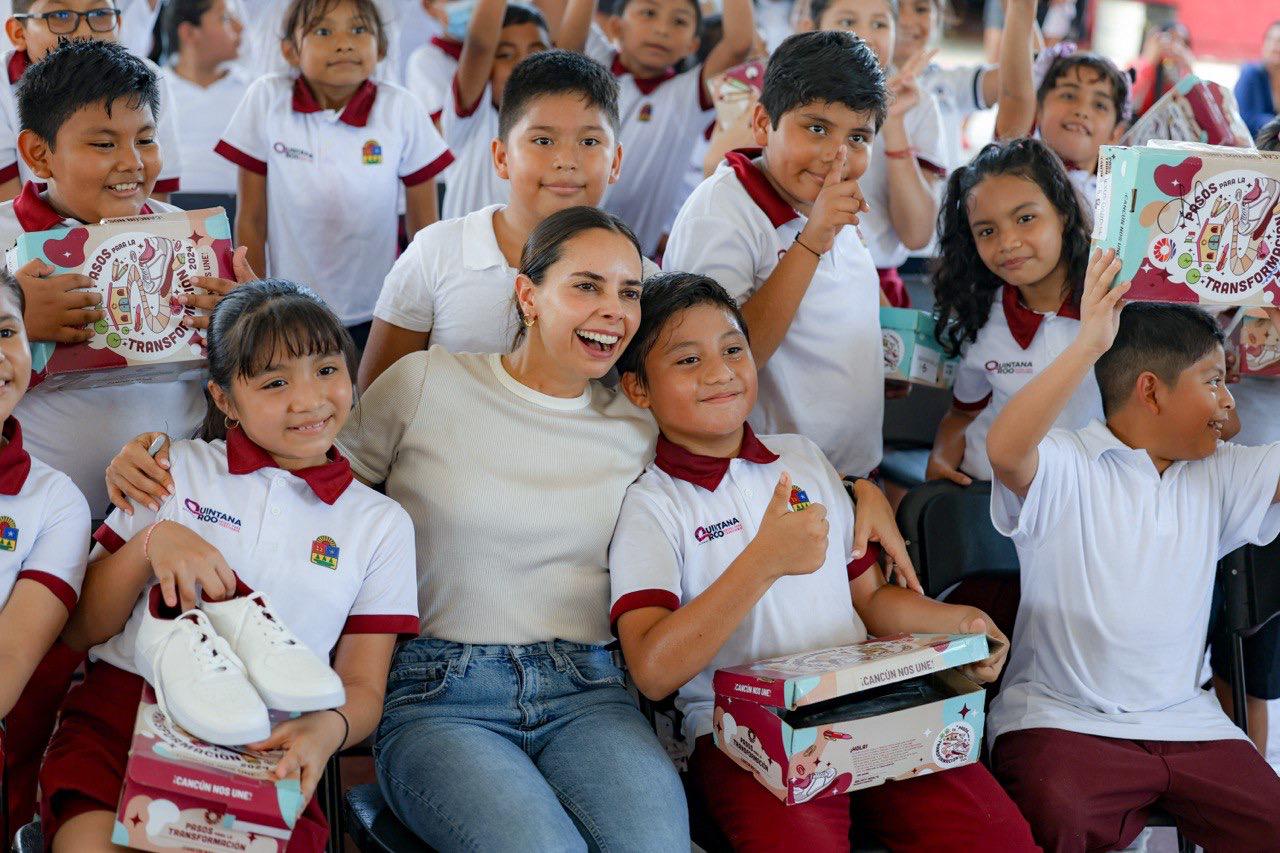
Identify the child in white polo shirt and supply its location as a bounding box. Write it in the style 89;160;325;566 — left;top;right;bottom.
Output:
984;251;1280;850
42;279;419;853
216;0;452;344
926;138;1103;486
442;0;549;221
403;0;458;125
609;272;1034;851
665;31;885;478
797;0;946;307
360;49;664;388
160;0;249;195
994;0;1130;211
572;0;754;256
0;271;91;827
0;0;185;201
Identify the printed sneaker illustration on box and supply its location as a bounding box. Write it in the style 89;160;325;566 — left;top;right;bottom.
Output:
5;207;233;391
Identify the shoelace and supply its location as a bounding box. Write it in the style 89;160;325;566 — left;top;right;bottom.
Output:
173;610;245;676
248;593;302;649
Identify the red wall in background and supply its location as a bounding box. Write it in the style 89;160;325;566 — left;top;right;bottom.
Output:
1165;0;1275;63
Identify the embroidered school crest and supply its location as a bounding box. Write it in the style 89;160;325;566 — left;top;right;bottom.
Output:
0;516;16;551
310;535;340;569
638;103;653;122
362;139;383;165
788;486;811;512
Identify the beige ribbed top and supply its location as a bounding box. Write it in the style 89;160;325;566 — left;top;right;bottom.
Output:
338;347;657;645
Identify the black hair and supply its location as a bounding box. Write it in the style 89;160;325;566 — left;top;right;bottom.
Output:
1095;303;1225;418
616;272;748;386
614;0;702;33
1257;116;1280;152
498;49;620;140
694;13;722;66
282;0;387;57
502;2;549;33
511;206;641;347
17;39;159;148
759;31;888;130
201;279;357;441
0;269;25;317
161;0;215;58
931;138;1091;357
808;0;898;26
1036;51;1132;125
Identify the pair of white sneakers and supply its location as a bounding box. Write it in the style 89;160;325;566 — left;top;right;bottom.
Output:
134;586;346;746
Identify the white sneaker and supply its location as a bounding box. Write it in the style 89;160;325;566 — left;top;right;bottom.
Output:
201;592;346;712
134;589;271;746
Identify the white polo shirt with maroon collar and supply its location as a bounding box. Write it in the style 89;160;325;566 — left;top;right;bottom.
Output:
951;285;1103;481
439;79;505;221
664;149;884;477
0;48;183;194
216;73;453;324
0;417;91;614
609;426;877;740
90;427;420;676
586;25;714;256
0;183;205;518
406;35;463;124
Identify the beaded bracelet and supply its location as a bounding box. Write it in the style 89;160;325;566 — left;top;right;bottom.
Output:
142;522;160;565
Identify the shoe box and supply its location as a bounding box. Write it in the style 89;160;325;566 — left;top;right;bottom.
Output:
1092;142;1280;307
5;207;233;391
113;687;303;852
711;633;996;805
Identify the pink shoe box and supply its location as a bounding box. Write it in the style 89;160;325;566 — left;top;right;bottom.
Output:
113;687;303;852
707;60;765;132
5;207;233;392
711;633;994;805
1120;74;1251;149
1235;308;1280;376
1091;142;1280;306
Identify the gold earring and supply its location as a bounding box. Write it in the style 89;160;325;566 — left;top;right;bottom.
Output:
523;315;537;328
225;416;240;430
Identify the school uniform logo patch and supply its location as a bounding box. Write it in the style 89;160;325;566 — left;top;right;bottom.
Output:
362;139;383;165
273;141;315;163
310;535;340;569
984;359;1034;375
638;103;653;122
788;486;811;512
694;516;743;543
0;516;17;551
183;499;242;532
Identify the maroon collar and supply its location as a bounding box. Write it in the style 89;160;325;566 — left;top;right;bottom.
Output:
610;54;676;96
291;77;378;128
225;426;353;505
13;182;154;234
724;148;798;229
1001;285;1081;350
0;418;32;495
7;50;29;85
654;424;780;491
430;35;463;60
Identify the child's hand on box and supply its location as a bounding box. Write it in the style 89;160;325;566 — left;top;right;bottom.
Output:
747;472;831;578
1075;248;1130;359
798;146;870;254
954;610;1010;684
106;432;174;514
250;710;348;803
178;246;259;330
145;520;238;611
16;258;105;344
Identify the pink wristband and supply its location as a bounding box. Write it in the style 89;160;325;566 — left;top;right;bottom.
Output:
142;522;159;564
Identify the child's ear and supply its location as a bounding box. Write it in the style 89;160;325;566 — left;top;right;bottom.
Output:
1135;370;1162;414
608;141;624;185
281;37;301;68
492;137;510;180
17;129;51;177
207;381;239;422
750;102;771;148
5;18;27;51
619;370;651;409
795;17;816;32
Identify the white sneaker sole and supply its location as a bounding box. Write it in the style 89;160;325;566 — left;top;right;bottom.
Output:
253;682;347;714
137;649;272;746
